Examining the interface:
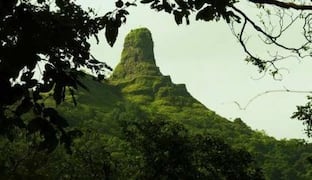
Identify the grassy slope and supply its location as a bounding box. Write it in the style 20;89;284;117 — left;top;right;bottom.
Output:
53;27;312;179
52;72;312;179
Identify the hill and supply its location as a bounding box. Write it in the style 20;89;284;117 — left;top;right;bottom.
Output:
52;28;312;179
1;28;312;179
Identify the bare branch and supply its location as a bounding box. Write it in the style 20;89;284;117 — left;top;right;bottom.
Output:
228;3;312;79
233;87;312;110
231;4;304;53
249;0;312;10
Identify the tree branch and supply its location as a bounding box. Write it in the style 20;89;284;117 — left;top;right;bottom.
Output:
249;0;312;10
231;4;303;53
233;87;312;110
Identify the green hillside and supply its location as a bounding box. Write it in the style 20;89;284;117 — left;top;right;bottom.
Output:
55;28;312;179
2;28;312;179
110;28;226;132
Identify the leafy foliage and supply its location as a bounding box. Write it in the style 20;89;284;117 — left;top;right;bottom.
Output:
0;0;131;151
120;115;264;179
2;0;312;179
1;0;312;153
0;104;264;179
1;60;312;179
292;96;312;137
51;69;312;179
140;0;240;24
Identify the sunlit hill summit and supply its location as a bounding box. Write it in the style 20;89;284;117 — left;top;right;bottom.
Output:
55;28;312;179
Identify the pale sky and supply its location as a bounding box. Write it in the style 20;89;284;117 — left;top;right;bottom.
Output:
77;1;312;140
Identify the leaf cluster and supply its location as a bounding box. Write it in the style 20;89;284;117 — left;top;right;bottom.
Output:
0;0;115;152
292;96;312;137
140;0;240;25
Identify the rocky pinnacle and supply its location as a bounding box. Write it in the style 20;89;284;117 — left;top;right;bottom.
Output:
111;28;162;80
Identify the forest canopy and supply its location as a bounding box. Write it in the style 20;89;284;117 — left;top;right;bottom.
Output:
2;1;312;178
1;0;312;150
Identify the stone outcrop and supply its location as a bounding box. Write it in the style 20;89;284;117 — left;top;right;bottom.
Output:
109;27;203;109
110;28;161;80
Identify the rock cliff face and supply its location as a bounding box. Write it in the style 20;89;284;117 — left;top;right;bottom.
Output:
57;27;215;127
111;28;161;80
110;28;204;111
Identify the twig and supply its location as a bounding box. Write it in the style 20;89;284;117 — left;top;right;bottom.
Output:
248;0;312;10
233;86;312;110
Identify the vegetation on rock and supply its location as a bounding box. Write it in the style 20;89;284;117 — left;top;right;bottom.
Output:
1;28;311;179
2;0;312;179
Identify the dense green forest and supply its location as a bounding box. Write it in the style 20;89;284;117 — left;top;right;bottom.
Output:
1;28;312;179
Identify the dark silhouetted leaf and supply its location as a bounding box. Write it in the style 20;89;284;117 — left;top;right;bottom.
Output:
125;1;137;7
105;24;119;47
173;10;183;25
15;97;33;116
27;117;48;134
163;0;172;13
194;0;206;10
98;74;105;81
33;103;43;114
115;0;124;8
196;6;215;21
39;130;58;153
12;117;26;128
89;59;100;64
53;84;65;105
21;71;34;82
43;108;69;128
140;0;154;4
186;15;190;25
27;117;59;152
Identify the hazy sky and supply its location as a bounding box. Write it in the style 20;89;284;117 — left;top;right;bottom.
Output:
77;1;312;140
